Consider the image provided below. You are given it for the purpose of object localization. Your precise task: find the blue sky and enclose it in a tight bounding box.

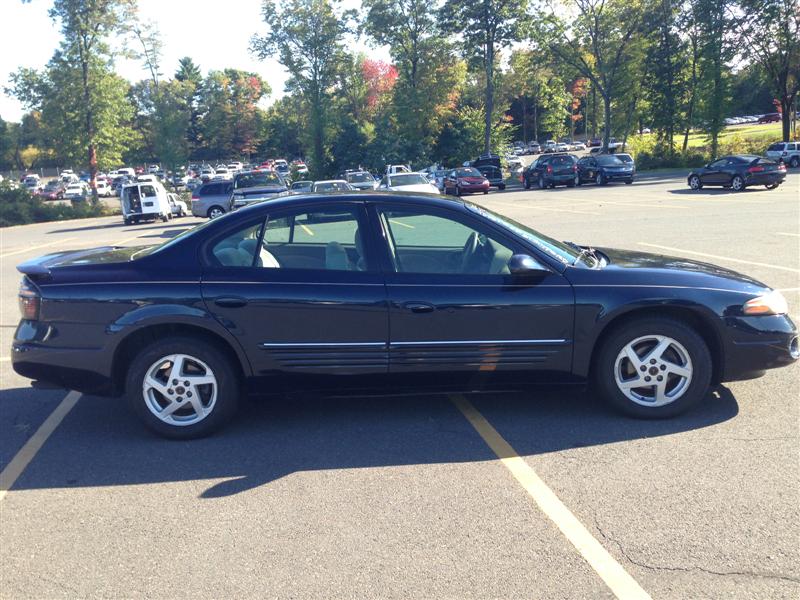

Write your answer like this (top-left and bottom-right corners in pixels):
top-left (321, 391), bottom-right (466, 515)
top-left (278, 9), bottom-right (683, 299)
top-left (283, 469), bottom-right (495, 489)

top-left (1, 0), bottom-right (385, 122)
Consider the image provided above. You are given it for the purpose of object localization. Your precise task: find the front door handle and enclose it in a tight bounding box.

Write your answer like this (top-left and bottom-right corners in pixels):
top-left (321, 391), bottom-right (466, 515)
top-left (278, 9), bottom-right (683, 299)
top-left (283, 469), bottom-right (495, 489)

top-left (403, 301), bottom-right (435, 314)
top-left (214, 296), bottom-right (248, 308)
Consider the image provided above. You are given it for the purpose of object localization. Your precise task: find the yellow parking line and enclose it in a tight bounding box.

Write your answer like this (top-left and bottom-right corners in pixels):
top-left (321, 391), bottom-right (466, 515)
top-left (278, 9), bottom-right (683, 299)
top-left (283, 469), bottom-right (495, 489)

top-left (389, 219), bottom-right (415, 229)
top-left (0, 237), bottom-right (78, 259)
top-left (450, 394), bottom-right (651, 600)
top-left (300, 223), bottom-right (314, 236)
top-left (776, 232), bottom-right (800, 238)
top-left (0, 391), bottom-right (81, 502)
top-left (639, 243), bottom-right (800, 274)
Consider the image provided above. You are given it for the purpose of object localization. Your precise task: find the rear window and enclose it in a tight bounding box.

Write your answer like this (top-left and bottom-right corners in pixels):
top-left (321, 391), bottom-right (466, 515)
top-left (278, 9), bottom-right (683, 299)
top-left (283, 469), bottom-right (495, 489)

top-left (597, 155), bottom-right (624, 166)
top-left (389, 174), bottom-right (429, 186)
top-left (552, 156), bottom-right (576, 166)
top-left (346, 172), bottom-right (374, 183)
top-left (455, 168), bottom-right (482, 177)
top-left (235, 172), bottom-right (283, 189)
top-left (200, 183), bottom-right (230, 196)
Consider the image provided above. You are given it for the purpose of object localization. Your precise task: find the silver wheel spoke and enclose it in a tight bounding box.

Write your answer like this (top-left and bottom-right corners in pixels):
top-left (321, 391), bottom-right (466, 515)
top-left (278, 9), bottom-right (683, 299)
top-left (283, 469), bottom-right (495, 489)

top-left (142, 353), bottom-right (217, 427)
top-left (160, 400), bottom-right (182, 418)
top-left (144, 375), bottom-right (170, 397)
top-left (167, 355), bottom-right (185, 382)
top-left (187, 375), bottom-right (215, 386)
top-left (664, 361), bottom-right (691, 378)
top-left (618, 377), bottom-right (646, 391)
top-left (624, 345), bottom-right (643, 370)
top-left (188, 395), bottom-right (206, 418)
top-left (654, 380), bottom-right (669, 405)
top-left (644, 337), bottom-right (671, 362)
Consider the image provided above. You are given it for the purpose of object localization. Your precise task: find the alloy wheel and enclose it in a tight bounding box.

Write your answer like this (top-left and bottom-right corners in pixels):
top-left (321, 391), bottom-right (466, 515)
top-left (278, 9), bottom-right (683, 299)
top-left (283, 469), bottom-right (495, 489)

top-left (731, 176), bottom-right (744, 191)
top-left (142, 354), bottom-right (218, 426)
top-left (613, 335), bottom-right (693, 407)
top-left (689, 176), bottom-right (700, 190)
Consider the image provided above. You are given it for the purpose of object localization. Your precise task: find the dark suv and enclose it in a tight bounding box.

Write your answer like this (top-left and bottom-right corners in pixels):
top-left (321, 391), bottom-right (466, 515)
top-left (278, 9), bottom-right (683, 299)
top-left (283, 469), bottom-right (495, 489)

top-left (523, 154), bottom-right (578, 189)
top-left (229, 170), bottom-right (288, 211)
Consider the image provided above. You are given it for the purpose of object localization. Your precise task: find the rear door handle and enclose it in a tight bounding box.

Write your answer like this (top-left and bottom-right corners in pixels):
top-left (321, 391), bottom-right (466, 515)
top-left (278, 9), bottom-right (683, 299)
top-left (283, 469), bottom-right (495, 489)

top-left (403, 301), bottom-right (435, 314)
top-left (214, 296), bottom-right (248, 308)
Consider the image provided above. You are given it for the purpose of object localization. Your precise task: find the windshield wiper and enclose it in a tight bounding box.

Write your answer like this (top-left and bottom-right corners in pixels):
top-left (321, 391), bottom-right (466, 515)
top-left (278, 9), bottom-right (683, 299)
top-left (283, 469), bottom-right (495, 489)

top-left (575, 246), bottom-right (600, 267)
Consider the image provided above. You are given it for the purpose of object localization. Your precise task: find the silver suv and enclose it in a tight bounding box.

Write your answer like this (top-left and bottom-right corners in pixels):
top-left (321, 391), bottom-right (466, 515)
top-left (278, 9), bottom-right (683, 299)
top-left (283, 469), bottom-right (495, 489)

top-left (191, 181), bottom-right (233, 219)
top-left (766, 142), bottom-right (800, 168)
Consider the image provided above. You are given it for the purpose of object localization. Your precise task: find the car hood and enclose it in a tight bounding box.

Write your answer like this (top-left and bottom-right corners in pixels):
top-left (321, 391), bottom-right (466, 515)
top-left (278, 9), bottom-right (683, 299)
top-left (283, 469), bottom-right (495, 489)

top-left (595, 247), bottom-right (768, 291)
top-left (350, 182), bottom-right (377, 190)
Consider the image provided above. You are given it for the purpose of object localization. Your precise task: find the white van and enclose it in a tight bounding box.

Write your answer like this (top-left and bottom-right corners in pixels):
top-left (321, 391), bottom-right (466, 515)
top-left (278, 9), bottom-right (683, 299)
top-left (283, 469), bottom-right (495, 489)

top-left (120, 181), bottom-right (172, 225)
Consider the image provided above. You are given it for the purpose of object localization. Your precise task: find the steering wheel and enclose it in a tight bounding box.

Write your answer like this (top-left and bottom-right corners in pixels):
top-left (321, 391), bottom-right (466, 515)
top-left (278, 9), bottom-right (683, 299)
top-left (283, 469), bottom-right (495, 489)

top-left (460, 231), bottom-right (481, 272)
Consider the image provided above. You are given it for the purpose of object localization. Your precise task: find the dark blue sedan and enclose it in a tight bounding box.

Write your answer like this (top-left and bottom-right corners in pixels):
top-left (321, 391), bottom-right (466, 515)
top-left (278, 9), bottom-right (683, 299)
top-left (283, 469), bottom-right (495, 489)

top-left (12, 193), bottom-right (798, 438)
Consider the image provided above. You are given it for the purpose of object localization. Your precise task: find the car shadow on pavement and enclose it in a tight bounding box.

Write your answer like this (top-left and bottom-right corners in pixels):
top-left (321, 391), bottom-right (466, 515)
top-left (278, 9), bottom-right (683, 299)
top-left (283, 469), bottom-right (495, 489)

top-left (668, 188), bottom-right (768, 196)
top-left (5, 384), bottom-right (739, 499)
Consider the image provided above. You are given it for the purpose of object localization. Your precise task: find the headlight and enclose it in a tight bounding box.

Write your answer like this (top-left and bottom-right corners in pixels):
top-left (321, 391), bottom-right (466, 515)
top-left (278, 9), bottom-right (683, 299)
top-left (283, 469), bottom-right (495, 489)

top-left (743, 290), bottom-right (788, 315)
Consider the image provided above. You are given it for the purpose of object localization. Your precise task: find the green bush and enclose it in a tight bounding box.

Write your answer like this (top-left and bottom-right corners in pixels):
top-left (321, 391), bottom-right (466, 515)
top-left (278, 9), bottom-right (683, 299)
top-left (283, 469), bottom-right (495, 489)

top-left (0, 184), bottom-right (109, 227)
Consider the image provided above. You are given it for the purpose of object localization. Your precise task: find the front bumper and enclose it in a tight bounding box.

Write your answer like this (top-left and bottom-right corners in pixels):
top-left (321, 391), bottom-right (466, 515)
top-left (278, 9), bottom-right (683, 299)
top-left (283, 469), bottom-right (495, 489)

top-left (458, 183), bottom-right (490, 193)
top-left (720, 314), bottom-right (798, 381)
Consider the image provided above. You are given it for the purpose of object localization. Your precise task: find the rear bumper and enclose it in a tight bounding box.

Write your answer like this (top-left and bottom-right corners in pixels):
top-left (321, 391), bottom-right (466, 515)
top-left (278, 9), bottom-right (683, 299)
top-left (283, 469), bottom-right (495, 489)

top-left (720, 314), bottom-right (798, 382)
top-left (745, 172), bottom-right (786, 186)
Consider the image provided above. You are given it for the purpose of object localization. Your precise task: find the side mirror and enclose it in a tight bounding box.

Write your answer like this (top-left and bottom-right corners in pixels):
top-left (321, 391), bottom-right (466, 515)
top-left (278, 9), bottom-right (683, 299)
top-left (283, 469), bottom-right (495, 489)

top-left (509, 254), bottom-right (549, 276)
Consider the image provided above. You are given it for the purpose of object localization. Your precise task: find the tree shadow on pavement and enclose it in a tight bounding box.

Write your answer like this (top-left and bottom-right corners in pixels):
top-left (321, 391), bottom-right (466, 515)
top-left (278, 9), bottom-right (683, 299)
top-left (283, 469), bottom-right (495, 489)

top-left (4, 384), bottom-right (738, 498)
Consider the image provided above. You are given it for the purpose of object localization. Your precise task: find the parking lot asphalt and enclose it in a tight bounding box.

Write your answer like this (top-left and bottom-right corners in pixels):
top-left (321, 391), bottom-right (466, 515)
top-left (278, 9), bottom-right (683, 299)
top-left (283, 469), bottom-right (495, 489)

top-left (1, 172), bottom-right (798, 598)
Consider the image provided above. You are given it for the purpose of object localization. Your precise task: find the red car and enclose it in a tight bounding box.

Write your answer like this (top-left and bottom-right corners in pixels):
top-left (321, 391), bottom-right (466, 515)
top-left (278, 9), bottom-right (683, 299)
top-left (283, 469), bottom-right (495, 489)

top-left (443, 167), bottom-right (490, 196)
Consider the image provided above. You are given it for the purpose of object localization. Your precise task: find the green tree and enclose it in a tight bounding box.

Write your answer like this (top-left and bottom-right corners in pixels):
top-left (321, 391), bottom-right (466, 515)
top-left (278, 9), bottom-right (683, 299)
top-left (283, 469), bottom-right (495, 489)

top-left (252, 0), bottom-right (353, 177)
top-left (46, 0), bottom-right (136, 195)
top-left (152, 80), bottom-right (192, 180)
top-left (734, 0), bottom-right (800, 141)
top-left (175, 57), bottom-right (204, 152)
top-left (547, 0), bottom-right (647, 151)
top-left (440, 0), bottom-right (529, 155)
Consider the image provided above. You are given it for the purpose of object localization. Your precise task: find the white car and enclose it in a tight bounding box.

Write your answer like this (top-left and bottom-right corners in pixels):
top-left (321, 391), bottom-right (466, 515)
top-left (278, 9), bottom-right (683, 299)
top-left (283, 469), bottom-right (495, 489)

top-left (312, 180), bottom-right (354, 192)
top-left (766, 142), bottom-right (800, 168)
top-left (23, 175), bottom-right (41, 191)
top-left (167, 193), bottom-right (188, 217)
top-left (227, 162), bottom-right (244, 172)
top-left (213, 167), bottom-right (232, 180)
top-left (136, 174), bottom-right (158, 183)
top-left (386, 164), bottom-right (411, 175)
top-left (95, 180), bottom-right (112, 197)
top-left (379, 172), bottom-right (440, 194)
top-left (556, 142), bottom-right (569, 152)
top-left (147, 164), bottom-right (160, 174)
top-left (570, 141), bottom-right (587, 151)
top-left (64, 183), bottom-right (88, 200)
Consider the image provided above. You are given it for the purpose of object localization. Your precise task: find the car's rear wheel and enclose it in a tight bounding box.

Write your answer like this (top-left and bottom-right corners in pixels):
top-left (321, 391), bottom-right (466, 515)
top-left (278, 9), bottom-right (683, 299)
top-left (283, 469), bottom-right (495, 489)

top-left (594, 318), bottom-right (712, 418)
top-left (538, 175), bottom-right (546, 189)
top-left (731, 175), bottom-right (745, 191)
top-left (208, 206), bottom-right (225, 219)
top-left (126, 337), bottom-right (239, 439)
top-left (790, 156), bottom-right (799, 168)
top-left (523, 177), bottom-right (531, 190)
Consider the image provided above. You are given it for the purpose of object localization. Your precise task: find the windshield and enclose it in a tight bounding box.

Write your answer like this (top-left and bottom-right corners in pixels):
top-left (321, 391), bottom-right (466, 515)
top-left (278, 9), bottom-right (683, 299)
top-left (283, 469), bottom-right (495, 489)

top-left (464, 202), bottom-right (588, 267)
top-left (291, 181), bottom-right (312, 190)
top-left (347, 172), bottom-right (374, 183)
top-left (314, 181), bottom-right (351, 192)
top-left (597, 155), bottom-right (624, 166)
top-left (456, 168), bottom-right (482, 177)
top-left (389, 174), bottom-right (429, 186)
top-left (235, 172), bottom-right (282, 189)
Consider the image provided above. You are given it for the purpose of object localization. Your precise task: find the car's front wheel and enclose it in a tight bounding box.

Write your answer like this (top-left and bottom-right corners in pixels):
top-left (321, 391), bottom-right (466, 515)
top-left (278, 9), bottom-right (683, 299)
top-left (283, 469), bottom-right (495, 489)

top-left (208, 206), bottom-right (225, 219)
top-left (594, 318), bottom-right (712, 418)
top-left (126, 337), bottom-right (240, 439)
top-left (596, 172), bottom-right (607, 186)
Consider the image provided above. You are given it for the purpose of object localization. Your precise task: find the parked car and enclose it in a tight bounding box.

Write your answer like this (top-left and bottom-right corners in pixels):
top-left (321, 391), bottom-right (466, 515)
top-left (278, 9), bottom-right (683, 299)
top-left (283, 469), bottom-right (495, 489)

top-left (555, 142), bottom-right (569, 152)
top-left (23, 174), bottom-right (41, 191)
top-left (290, 180), bottom-right (313, 194)
top-left (443, 167), bottom-right (490, 195)
top-left (523, 154), bottom-right (579, 189)
top-left (213, 167), bottom-right (232, 181)
top-left (527, 141), bottom-right (541, 154)
top-left (543, 140), bottom-right (557, 153)
top-left (386, 164), bottom-right (412, 175)
top-left (588, 138), bottom-right (602, 147)
top-left (36, 180), bottom-right (65, 200)
top-left (577, 154), bottom-right (635, 186)
top-left (379, 173), bottom-right (440, 194)
top-left (312, 180), bottom-right (355, 192)
top-left (199, 167), bottom-right (215, 182)
top-left (230, 170), bottom-right (288, 211)
top-left (95, 180), bottom-right (112, 197)
top-left (191, 181), bottom-right (233, 219)
top-left (758, 113), bottom-right (781, 124)
top-left (570, 141), bottom-right (587, 151)
top-left (765, 142), bottom-right (800, 168)
top-left (167, 193), bottom-right (188, 217)
top-left (477, 165), bottom-right (506, 190)
top-left (346, 171), bottom-right (379, 191)
top-left (428, 169), bottom-right (450, 192)
top-left (687, 155), bottom-right (786, 191)
top-left (13, 192), bottom-right (798, 438)
top-left (64, 182), bottom-right (88, 200)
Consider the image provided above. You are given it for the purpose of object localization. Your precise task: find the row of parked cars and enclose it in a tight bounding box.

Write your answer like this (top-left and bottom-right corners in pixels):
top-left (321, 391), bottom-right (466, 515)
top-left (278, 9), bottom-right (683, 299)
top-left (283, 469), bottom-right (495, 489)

top-left (520, 152), bottom-right (636, 189)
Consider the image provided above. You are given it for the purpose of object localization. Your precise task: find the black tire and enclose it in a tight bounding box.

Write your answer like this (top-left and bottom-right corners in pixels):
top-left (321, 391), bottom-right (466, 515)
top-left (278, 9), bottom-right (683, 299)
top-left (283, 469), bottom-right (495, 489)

top-left (790, 156), bottom-right (799, 168)
top-left (596, 172), bottom-right (607, 186)
top-left (765, 183), bottom-right (779, 190)
top-left (483, 190), bottom-right (488, 194)
top-left (499, 183), bottom-right (506, 190)
top-left (126, 336), bottom-right (240, 439)
top-left (524, 177), bottom-right (531, 190)
top-left (594, 317), bottom-right (712, 419)
top-left (123, 217), bottom-right (131, 225)
top-left (456, 186), bottom-right (462, 197)
top-left (567, 179), bottom-right (576, 188)
top-left (208, 206), bottom-right (225, 219)
top-left (624, 179), bottom-right (633, 185)
top-left (538, 175), bottom-right (546, 189)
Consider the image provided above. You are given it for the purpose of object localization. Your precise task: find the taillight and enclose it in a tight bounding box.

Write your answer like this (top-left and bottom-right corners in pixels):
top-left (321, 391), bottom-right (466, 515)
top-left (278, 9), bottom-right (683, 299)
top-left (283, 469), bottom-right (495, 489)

top-left (747, 166), bottom-right (764, 173)
top-left (19, 278), bottom-right (40, 321)
top-left (573, 164), bottom-right (578, 172)
top-left (546, 165), bottom-right (553, 174)
top-left (778, 162), bottom-right (787, 170)
top-left (191, 194), bottom-right (199, 202)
